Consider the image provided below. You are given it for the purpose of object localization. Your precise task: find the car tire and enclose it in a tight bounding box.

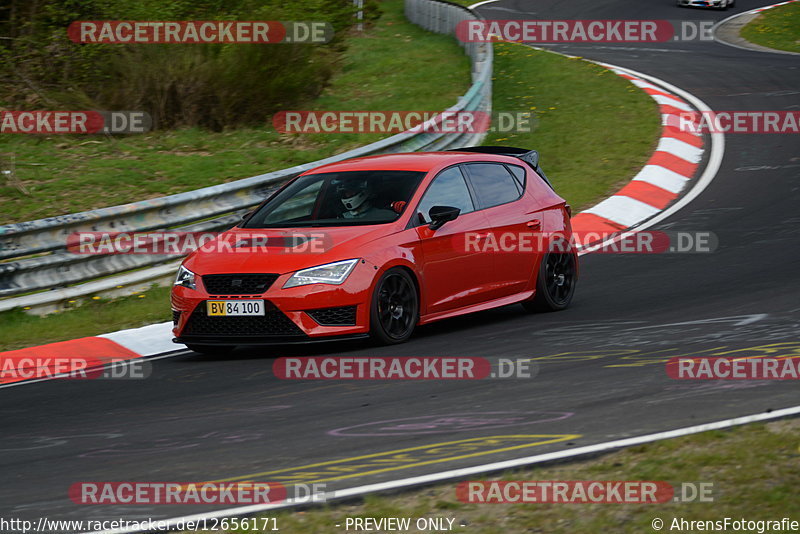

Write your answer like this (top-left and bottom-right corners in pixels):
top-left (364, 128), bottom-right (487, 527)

top-left (370, 268), bottom-right (419, 345)
top-left (523, 245), bottom-right (577, 313)
top-left (185, 343), bottom-right (235, 355)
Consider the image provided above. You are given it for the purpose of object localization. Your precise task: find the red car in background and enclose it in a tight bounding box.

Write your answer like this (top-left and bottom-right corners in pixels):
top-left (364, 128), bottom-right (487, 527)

top-left (171, 147), bottom-right (577, 353)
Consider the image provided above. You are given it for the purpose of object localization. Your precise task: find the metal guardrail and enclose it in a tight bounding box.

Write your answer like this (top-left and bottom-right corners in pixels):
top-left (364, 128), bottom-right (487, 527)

top-left (0, 0), bottom-right (492, 313)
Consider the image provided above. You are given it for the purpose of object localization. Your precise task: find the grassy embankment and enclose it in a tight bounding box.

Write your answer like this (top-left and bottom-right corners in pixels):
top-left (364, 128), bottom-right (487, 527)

top-left (740, 3), bottom-right (800, 54)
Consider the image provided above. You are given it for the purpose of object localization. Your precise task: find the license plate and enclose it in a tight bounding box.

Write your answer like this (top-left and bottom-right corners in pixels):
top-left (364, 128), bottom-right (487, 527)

top-left (207, 300), bottom-right (265, 316)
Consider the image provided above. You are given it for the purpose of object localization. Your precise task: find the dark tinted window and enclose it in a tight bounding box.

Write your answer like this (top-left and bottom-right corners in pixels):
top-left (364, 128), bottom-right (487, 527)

top-left (416, 166), bottom-right (474, 224)
top-left (464, 163), bottom-right (522, 209)
top-left (506, 164), bottom-right (526, 192)
top-left (243, 170), bottom-right (424, 228)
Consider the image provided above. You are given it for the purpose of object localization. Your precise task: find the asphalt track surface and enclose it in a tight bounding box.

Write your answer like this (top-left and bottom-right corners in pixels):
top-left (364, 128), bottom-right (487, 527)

top-left (2, 0), bottom-right (799, 526)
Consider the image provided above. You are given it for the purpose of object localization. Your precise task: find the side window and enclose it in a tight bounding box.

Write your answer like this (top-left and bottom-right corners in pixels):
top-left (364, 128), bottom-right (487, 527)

top-left (506, 164), bottom-right (526, 193)
top-left (416, 166), bottom-right (475, 224)
top-left (464, 163), bottom-right (522, 209)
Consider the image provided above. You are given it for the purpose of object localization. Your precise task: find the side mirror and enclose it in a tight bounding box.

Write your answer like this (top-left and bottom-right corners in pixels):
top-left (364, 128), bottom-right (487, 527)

top-left (428, 205), bottom-right (460, 231)
top-left (241, 210), bottom-right (253, 221)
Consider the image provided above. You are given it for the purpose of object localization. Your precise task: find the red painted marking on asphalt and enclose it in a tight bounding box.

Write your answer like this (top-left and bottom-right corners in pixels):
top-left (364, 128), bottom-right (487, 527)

top-left (643, 87), bottom-right (683, 102)
top-left (570, 213), bottom-right (627, 235)
top-left (0, 337), bottom-right (140, 384)
top-left (649, 152), bottom-right (699, 177)
top-left (660, 104), bottom-right (692, 117)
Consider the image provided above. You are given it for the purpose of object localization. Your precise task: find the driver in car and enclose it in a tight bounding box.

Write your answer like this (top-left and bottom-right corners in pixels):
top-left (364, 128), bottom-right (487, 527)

top-left (337, 178), bottom-right (396, 220)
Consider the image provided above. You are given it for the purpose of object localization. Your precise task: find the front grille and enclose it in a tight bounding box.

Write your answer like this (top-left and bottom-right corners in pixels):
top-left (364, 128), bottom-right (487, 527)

top-left (201, 273), bottom-right (278, 295)
top-left (183, 300), bottom-right (304, 337)
top-left (306, 306), bottom-right (357, 326)
top-left (172, 309), bottom-right (181, 326)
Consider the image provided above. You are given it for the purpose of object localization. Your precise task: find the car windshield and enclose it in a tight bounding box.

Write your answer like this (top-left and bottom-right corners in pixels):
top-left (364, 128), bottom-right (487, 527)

top-left (242, 170), bottom-right (425, 228)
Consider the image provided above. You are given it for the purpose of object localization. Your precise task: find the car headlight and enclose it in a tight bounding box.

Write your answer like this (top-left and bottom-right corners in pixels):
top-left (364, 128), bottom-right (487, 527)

top-left (174, 264), bottom-right (196, 290)
top-left (283, 259), bottom-right (359, 289)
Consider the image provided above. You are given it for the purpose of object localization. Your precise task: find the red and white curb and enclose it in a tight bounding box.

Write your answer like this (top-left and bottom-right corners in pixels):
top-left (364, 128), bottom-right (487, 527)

top-left (571, 64), bottom-right (704, 236)
top-left (0, 61), bottom-right (717, 387)
top-left (0, 323), bottom-right (178, 387)
top-left (750, 0), bottom-right (798, 12)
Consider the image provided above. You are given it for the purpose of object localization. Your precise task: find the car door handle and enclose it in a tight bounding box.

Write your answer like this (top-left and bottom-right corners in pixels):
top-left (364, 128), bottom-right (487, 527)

top-left (526, 219), bottom-right (541, 229)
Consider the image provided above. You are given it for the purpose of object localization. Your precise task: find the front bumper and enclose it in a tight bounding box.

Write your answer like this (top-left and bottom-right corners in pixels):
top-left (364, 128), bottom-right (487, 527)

top-left (171, 265), bottom-right (374, 345)
top-left (678, 0), bottom-right (725, 7)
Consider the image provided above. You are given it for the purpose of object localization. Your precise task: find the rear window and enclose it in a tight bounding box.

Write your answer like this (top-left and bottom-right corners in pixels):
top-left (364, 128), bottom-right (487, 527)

top-left (506, 164), bottom-right (526, 192)
top-left (463, 163), bottom-right (522, 209)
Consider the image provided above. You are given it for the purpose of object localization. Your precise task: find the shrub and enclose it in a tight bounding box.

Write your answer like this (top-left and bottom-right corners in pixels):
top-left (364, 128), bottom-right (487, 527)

top-left (0, 0), bottom-right (380, 129)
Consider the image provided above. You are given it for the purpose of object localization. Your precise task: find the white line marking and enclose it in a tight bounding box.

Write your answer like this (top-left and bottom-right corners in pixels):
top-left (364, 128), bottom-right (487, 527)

top-left (91, 405), bottom-right (800, 534)
top-left (633, 165), bottom-right (691, 194)
top-left (468, 0), bottom-right (500, 9)
top-left (100, 321), bottom-right (181, 356)
top-left (656, 137), bottom-right (704, 163)
top-left (583, 196), bottom-right (662, 227)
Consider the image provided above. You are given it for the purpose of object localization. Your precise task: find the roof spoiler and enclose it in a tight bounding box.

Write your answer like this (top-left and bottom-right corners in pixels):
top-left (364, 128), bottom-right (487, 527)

top-left (448, 146), bottom-right (553, 189)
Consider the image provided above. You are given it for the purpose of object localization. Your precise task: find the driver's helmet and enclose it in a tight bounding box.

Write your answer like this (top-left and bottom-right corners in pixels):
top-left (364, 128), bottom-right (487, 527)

top-left (337, 178), bottom-right (369, 212)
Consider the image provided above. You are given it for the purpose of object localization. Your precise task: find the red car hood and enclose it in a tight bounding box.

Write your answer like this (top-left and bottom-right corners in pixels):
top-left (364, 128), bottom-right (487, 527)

top-left (183, 225), bottom-right (395, 275)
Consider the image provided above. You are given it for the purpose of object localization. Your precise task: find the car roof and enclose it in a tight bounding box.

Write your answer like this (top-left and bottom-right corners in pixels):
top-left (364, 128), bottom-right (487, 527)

top-left (304, 151), bottom-right (523, 174)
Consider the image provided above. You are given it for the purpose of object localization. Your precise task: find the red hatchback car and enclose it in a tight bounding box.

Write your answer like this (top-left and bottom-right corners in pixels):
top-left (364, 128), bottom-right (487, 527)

top-left (171, 147), bottom-right (577, 353)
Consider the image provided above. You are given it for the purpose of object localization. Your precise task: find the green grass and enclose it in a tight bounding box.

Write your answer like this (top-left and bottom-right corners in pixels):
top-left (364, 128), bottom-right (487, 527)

top-left (0, 0), bottom-right (470, 222)
top-left (484, 41), bottom-right (660, 210)
top-left (246, 419), bottom-right (800, 533)
top-left (0, 285), bottom-right (170, 351)
top-left (740, 3), bottom-right (800, 53)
